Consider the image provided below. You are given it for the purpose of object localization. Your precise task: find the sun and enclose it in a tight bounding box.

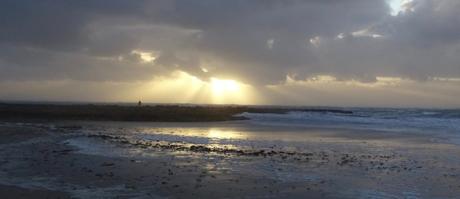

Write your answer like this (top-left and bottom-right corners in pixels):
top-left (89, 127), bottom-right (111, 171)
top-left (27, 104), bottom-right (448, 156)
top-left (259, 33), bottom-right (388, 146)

top-left (209, 77), bottom-right (246, 104)
top-left (211, 78), bottom-right (240, 93)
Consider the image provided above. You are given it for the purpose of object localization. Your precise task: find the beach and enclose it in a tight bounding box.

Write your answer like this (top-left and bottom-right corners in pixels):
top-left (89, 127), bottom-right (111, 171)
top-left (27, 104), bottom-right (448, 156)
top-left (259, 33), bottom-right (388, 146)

top-left (1, 108), bottom-right (460, 199)
top-left (3, 0), bottom-right (460, 198)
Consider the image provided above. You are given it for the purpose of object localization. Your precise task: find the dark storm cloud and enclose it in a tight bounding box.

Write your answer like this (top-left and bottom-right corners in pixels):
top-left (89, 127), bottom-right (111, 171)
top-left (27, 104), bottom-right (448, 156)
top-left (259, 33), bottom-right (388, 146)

top-left (0, 0), bottom-right (147, 51)
top-left (0, 0), bottom-right (459, 84)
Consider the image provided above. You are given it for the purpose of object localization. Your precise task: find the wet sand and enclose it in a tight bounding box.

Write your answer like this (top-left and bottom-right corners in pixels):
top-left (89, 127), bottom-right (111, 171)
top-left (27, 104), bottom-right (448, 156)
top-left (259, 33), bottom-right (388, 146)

top-left (0, 121), bottom-right (459, 198)
top-left (0, 184), bottom-right (70, 199)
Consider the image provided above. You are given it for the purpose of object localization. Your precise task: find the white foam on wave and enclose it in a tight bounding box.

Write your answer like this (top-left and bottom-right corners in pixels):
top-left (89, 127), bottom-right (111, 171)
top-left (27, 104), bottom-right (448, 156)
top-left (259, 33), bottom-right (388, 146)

top-left (238, 110), bottom-right (460, 134)
top-left (237, 110), bottom-right (460, 146)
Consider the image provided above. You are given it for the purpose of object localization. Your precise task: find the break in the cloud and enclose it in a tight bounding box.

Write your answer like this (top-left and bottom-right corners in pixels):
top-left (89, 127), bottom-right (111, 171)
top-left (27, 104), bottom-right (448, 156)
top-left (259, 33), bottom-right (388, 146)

top-left (0, 0), bottom-right (459, 107)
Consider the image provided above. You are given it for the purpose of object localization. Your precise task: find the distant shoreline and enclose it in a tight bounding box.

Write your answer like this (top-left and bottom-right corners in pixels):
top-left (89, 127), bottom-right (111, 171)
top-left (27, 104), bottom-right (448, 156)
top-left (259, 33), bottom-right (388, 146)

top-left (0, 103), bottom-right (352, 122)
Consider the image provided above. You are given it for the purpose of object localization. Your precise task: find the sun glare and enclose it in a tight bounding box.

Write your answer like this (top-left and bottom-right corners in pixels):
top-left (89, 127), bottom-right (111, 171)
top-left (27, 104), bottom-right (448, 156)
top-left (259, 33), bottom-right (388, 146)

top-left (211, 78), bottom-right (240, 93)
top-left (133, 71), bottom-right (258, 105)
top-left (210, 78), bottom-right (243, 104)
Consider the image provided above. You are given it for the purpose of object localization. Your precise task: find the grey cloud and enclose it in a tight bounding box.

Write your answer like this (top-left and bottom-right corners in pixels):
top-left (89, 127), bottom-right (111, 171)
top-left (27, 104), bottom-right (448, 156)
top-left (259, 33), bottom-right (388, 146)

top-left (0, 0), bottom-right (146, 51)
top-left (0, 44), bottom-right (162, 82)
top-left (0, 0), bottom-right (459, 85)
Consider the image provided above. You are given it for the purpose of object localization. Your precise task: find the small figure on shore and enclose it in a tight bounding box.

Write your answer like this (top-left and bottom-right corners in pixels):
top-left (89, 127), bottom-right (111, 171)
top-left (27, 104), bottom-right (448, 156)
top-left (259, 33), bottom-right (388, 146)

top-left (138, 100), bottom-right (142, 107)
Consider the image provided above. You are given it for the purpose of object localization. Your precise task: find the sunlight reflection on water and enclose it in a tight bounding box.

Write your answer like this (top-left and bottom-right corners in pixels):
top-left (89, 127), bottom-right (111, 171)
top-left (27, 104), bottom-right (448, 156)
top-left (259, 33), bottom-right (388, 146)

top-left (207, 129), bottom-right (247, 140)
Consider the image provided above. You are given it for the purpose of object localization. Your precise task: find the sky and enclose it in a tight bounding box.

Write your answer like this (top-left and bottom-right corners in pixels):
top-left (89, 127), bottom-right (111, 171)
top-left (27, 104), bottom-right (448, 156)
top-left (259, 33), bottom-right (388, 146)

top-left (0, 0), bottom-right (459, 108)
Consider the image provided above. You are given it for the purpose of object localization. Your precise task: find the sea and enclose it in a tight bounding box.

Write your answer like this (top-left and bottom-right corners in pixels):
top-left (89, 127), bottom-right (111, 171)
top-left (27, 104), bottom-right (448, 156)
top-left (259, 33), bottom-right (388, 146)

top-left (240, 108), bottom-right (460, 134)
